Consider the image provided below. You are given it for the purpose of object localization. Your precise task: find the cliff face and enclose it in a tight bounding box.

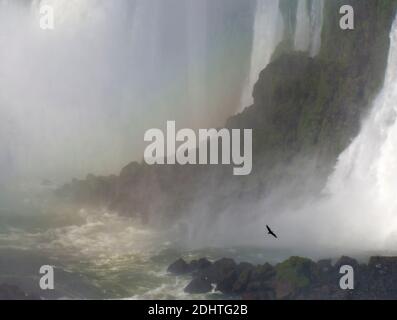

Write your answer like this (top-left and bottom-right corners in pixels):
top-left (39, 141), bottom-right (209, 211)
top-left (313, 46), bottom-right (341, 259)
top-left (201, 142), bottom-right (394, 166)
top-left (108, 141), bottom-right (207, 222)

top-left (230, 0), bottom-right (397, 164)
top-left (57, 0), bottom-right (397, 225)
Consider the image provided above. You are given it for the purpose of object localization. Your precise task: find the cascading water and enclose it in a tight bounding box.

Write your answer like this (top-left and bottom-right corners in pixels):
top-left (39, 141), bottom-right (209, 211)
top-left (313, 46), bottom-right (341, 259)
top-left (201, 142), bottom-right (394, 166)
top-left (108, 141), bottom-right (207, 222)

top-left (240, 0), bottom-right (324, 113)
top-left (239, 0), bottom-right (284, 112)
top-left (0, 0), bottom-right (254, 183)
top-left (294, 0), bottom-right (311, 52)
top-left (308, 0), bottom-right (324, 57)
top-left (322, 15), bottom-right (397, 250)
top-left (261, 14), bottom-right (397, 255)
top-left (186, 0), bottom-right (208, 125)
top-left (212, 11), bottom-right (397, 257)
top-left (294, 0), bottom-right (324, 57)
top-left (0, 2), bottom-right (264, 297)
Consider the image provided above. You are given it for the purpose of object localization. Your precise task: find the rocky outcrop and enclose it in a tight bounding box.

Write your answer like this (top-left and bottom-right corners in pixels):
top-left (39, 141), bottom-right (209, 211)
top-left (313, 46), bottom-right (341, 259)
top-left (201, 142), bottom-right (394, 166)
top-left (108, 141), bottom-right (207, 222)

top-left (55, 174), bottom-right (118, 207)
top-left (55, 1), bottom-right (397, 228)
top-left (184, 277), bottom-right (213, 294)
top-left (167, 257), bottom-right (213, 276)
top-left (168, 256), bottom-right (397, 300)
top-left (167, 258), bottom-right (192, 275)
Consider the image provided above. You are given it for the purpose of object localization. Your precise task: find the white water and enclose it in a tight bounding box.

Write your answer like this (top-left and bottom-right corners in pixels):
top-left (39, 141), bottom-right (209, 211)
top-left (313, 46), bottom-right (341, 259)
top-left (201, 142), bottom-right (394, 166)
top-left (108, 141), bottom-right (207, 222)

top-left (294, 0), bottom-right (311, 52)
top-left (239, 0), bottom-right (284, 112)
top-left (308, 0), bottom-right (324, 57)
top-left (266, 15), bottom-right (397, 255)
top-left (195, 14), bottom-right (397, 258)
top-left (294, 0), bottom-right (324, 57)
top-left (323, 15), bottom-right (397, 250)
top-left (240, 0), bottom-right (325, 112)
top-left (186, 0), bottom-right (208, 124)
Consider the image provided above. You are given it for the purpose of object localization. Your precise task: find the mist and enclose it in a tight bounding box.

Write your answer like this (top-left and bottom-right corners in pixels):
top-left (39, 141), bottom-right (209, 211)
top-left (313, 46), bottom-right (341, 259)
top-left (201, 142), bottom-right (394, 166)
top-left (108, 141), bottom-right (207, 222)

top-left (1, 0), bottom-right (394, 258)
top-left (275, 14), bottom-right (397, 257)
top-left (0, 0), bottom-right (255, 185)
top-left (179, 14), bottom-right (397, 259)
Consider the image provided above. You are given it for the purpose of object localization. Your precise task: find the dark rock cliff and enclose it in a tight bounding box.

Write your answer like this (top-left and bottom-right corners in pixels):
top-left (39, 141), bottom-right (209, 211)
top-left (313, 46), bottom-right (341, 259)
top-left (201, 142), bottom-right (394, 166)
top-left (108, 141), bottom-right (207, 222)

top-left (56, 0), bottom-right (397, 225)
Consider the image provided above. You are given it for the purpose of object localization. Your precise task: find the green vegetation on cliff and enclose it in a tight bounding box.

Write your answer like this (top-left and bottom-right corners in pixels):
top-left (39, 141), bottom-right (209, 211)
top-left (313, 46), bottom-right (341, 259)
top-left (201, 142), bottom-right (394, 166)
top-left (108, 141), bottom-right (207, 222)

top-left (229, 0), bottom-right (397, 168)
top-left (275, 256), bottom-right (317, 289)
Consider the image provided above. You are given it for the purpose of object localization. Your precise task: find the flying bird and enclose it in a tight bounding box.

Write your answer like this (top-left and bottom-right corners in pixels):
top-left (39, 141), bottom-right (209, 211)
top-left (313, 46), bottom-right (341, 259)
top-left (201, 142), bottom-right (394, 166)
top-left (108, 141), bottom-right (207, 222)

top-left (266, 225), bottom-right (278, 239)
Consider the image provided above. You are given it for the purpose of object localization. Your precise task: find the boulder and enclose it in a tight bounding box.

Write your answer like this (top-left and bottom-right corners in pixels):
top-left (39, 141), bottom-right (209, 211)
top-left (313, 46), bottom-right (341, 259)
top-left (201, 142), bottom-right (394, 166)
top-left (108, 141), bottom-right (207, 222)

top-left (241, 290), bottom-right (274, 300)
top-left (190, 258), bottom-right (212, 274)
top-left (316, 259), bottom-right (334, 283)
top-left (334, 256), bottom-right (359, 270)
top-left (200, 258), bottom-right (237, 284)
top-left (184, 277), bottom-right (212, 294)
top-left (245, 263), bottom-right (276, 293)
top-left (368, 256), bottom-right (397, 275)
top-left (317, 259), bottom-right (333, 273)
top-left (364, 256), bottom-right (397, 299)
top-left (167, 258), bottom-right (191, 275)
top-left (274, 257), bottom-right (317, 299)
top-left (231, 263), bottom-right (256, 294)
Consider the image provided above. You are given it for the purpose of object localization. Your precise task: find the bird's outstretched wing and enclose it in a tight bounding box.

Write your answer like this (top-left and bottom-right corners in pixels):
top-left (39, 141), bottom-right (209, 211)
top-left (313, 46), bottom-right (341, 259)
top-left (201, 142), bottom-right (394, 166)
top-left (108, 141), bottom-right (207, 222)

top-left (266, 225), bottom-right (278, 238)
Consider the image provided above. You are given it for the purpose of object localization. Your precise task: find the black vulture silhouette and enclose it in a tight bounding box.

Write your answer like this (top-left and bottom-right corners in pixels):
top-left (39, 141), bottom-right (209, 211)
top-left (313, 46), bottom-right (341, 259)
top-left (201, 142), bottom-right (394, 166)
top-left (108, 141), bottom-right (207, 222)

top-left (266, 225), bottom-right (278, 239)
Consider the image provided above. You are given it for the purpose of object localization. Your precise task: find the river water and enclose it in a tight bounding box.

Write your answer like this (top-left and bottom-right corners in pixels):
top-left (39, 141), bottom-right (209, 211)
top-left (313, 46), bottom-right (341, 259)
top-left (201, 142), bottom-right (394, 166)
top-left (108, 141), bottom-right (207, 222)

top-left (0, 184), bottom-right (293, 300)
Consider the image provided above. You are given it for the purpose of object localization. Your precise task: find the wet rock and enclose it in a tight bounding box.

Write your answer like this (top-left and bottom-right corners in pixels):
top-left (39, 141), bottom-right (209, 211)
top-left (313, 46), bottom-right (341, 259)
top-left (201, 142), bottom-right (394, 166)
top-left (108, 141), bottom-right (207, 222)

top-left (317, 259), bottom-right (333, 273)
top-left (200, 258), bottom-right (237, 284)
top-left (231, 263), bottom-right (256, 294)
top-left (316, 259), bottom-right (334, 283)
top-left (216, 270), bottom-right (238, 294)
top-left (190, 258), bottom-right (212, 274)
top-left (274, 257), bottom-right (317, 299)
top-left (334, 256), bottom-right (359, 270)
top-left (171, 255), bottom-right (397, 300)
top-left (245, 263), bottom-right (276, 298)
top-left (184, 277), bottom-right (212, 294)
top-left (364, 256), bottom-right (397, 299)
top-left (368, 256), bottom-right (397, 275)
top-left (55, 174), bottom-right (117, 206)
top-left (241, 290), bottom-right (274, 300)
top-left (167, 258), bottom-right (191, 275)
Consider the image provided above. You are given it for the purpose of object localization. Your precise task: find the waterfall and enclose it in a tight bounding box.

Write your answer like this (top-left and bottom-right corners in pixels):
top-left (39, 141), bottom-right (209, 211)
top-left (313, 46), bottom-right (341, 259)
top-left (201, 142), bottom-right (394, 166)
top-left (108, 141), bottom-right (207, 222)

top-left (239, 0), bottom-right (284, 112)
top-left (308, 0), bottom-right (324, 57)
top-left (238, 14), bottom-right (397, 254)
top-left (309, 15), bottom-right (397, 251)
top-left (0, 0), bottom-right (255, 182)
top-left (186, 0), bottom-right (208, 126)
top-left (327, 16), bottom-right (397, 214)
top-left (294, 0), bottom-right (324, 57)
top-left (294, 0), bottom-right (311, 52)
top-left (0, 0), bottom-right (142, 181)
